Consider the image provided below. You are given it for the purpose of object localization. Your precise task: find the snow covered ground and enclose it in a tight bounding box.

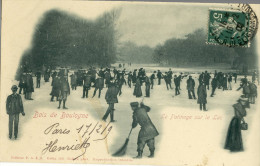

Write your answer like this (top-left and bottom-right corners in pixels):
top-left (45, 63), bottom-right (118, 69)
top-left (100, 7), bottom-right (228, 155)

top-left (0, 65), bottom-right (259, 166)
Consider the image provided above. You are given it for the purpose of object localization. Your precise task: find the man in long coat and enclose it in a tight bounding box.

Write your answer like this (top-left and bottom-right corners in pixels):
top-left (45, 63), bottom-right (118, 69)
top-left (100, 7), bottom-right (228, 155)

top-left (144, 75), bottom-right (151, 97)
top-left (197, 82), bottom-right (207, 111)
top-left (6, 85), bottom-right (25, 139)
top-left (18, 73), bottom-right (26, 94)
top-left (150, 71), bottom-right (156, 89)
top-left (164, 72), bottom-right (172, 90)
top-left (58, 76), bottom-right (70, 109)
top-left (92, 76), bottom-right (104, 98)
top-left (132, 69), bottom-right (137, 84)
top-left (25, 72), bottom-right (34, 100)
top-left (211, 76), bottom-right (217, 97)
top-left (82, 73), bottom-right (92, 98)
top-left (50, 75), bottom-right (60, 102)
top-left (174, 75), bottom-right (180, 95)
top-left (35, 71), bottom-right (41, 88)
top-left (187, 76), bottom-right (196, 99)
top-left (157, 70), bottom-right (162, 85)
top-left (104, 69), bottom-right (111, 88)
top-left (248, 81), bottom-right (257, 104)
top-left (70, 72), bottom-right (77, 90)
top-left (127, 71), bottom-right (133, 88)
top-left (222, 74), bottom-right (228, 91)
top-left (102, 82), bottom-right (119, 122)
top-left (131, 102), bottom-right (159, 158)
top-left (133, 78), bottom-right (142, 97)
top-left (204, 71), bottom-right (211, 90)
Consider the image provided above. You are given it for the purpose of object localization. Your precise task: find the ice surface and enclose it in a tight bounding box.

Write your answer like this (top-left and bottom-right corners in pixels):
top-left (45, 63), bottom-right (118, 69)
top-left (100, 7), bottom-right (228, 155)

top-left (1, 66), bottom-right (259, 166)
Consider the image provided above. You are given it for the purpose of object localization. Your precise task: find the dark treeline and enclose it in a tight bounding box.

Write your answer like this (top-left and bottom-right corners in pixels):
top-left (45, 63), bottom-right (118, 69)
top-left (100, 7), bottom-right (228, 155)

top-left (117, 41), bottom-right (154, 64)
top-left (152, 29), bottom-right (258, 72)
top-left (16, 8), bottom-right (120, 79)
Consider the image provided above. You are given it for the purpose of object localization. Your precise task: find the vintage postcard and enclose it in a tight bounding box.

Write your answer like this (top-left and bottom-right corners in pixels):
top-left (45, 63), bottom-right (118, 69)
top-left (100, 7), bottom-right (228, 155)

top-left (1, 1), bottom-right (260, 166)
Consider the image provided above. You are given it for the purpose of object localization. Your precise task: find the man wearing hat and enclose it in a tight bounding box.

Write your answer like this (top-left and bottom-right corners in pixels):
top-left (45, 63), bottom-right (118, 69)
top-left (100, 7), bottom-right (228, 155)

top-left (127, 71), bottom-right (133, 88)
top-left (144, 75), bottom-right (151, 97)
top-left (131, 102), bottom-right (159, 158)
top-left (163, 72), bottom-right (171, 90)
top-left (150, 71), bottom-right (156, 89)
top-left (132, 69), bottom-right (137, 84)
top-left (35, 70), bottom-right (42, 88)
top-left (70, 72), bottom-right (77, 90)
top-left (210, 76), bottom-right (218, 97)
top-left (18, 73), bottom-right (26, 94)
top-left (197, 81), bottom-right (207, 111)
top-left (92, 75), bottom-right (104, 98)
top-left (157, 70), bottom-right (162, 85)
top-left (82, 72), bottom-right (92, 98)
top-left (186, 75), bottom-right (196, 99)
top-left (25, 71), bottom-right (34, 100)
top-left (102, 82), bottom-right (119, 122)
top-left (50, 74), bottom-right (60, 102)
top-left (174, 75), bottom-right (180, 95)
top-left (58, 76), bottom-right (70, 109)
top-left (104, 69), bottom-right (111, 88)
top-left (6, 85), bottom-right (25, 139)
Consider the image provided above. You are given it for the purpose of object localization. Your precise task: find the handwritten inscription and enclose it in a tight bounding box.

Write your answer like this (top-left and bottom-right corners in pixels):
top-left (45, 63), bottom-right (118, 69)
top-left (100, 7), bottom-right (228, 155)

top-left (42, 122), bottom-right (113, 160)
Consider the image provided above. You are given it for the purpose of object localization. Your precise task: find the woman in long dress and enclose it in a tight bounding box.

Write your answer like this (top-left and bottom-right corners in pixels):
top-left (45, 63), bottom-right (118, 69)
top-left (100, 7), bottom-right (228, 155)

top-left (224, 98), bottom-right (247, 152)
top-left (197, 82), bottom-right (207, 111)
top-left (133, 78), bottom-right (142, 97)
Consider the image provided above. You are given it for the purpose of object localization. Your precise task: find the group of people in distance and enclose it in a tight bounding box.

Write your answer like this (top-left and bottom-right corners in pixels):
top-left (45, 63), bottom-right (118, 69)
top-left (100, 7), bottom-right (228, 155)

top-left (17, 66), bottom-right (259, 116)
top-left (8, 65), bottom-right (258, 158)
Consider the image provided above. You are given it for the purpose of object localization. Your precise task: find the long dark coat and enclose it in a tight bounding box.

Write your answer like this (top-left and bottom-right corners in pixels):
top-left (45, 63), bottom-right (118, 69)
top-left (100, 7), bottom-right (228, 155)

top-left (205, 73), bottom-right (211, 85)
top-left (132, 104), bottom-right (159, 142)
top-left (105, 85), bottom-right (119, 104)
top-left (224, 102), bottom-right (246, 152)
top-left (243, 85), bottom-right (250, 98)
top-left (222, 76), bottom-right (228, 88)
top-left (25, 74), bottom-right (34, 93)
top-left (83, 75), bottom-right (92, 88)
top-left (132, 71), bottom-right (137, 83)
top-left (50, 77), bottom-right (60, 97)
top-left (133, 79), bottom-right (142, 97)
top-left (211, 78), bottom-right (217, 88)
top-left (104, 72), bottom-right (111, 84)
top-left (59, 77), bottom-right (70, 94)
top-left (197, 84), bottom-right (207, 104)
top-left (224, 116), bottom-right (243, 152)
top-left (249, 82), bottom-right (257, 97)
top-left (95, 78), bottom-right (104, 90)
top-left (18, 74), bottom-right (26, 88)
top-left (187, 78), bottom-right (195, 90)
top-left (70, 74), bottom-right (77, 86)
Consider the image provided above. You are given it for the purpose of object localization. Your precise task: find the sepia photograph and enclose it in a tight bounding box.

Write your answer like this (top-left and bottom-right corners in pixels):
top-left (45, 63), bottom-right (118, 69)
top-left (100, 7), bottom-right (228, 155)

top-left (1, 1), bottom-right (260, 166)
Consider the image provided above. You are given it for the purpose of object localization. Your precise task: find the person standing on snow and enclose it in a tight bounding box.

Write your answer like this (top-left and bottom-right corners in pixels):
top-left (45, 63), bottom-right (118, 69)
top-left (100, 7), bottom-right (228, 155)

top-left (131, 102), bottom-right (159, 158)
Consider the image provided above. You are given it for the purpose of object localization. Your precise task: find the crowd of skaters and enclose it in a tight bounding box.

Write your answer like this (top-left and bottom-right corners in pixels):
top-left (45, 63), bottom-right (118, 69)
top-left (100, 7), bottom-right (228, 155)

top-left (6, 64), bottom-right (259, 158)
top-left (17, 65), bottom-right (259, 115)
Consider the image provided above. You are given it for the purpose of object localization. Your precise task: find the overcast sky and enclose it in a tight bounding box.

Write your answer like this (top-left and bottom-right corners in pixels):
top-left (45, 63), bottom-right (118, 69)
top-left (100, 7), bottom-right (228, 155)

top-left (2, 1), bottom-right (259, 80)
top-left (117, 3), bottom-right (210, 47)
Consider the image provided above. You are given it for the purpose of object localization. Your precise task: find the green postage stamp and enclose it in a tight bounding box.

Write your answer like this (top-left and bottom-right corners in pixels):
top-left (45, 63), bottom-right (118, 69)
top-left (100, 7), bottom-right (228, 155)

top-left (208, 8), bottom-right (250, 47)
